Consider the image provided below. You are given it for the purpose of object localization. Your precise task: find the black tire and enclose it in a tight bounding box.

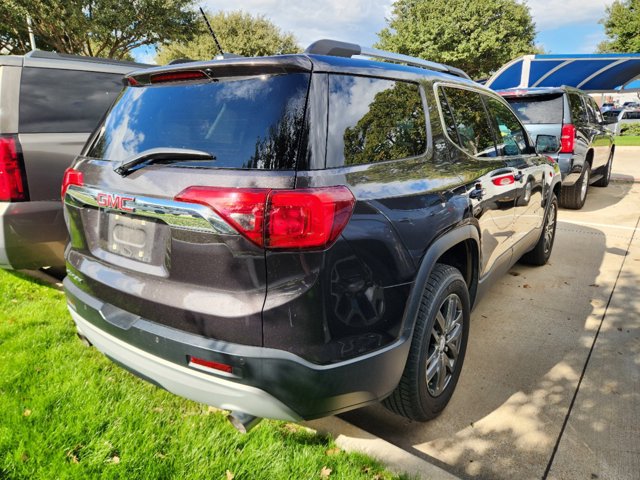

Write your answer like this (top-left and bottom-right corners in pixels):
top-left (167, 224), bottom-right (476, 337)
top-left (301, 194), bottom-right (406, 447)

top-left (559, 163), bottom-right (590, 209)
top-left (520, 194), bottom-right (558, 266)
top-left (382, 263), bottom-right (470, 421)
top-left (593, 149), bottom-right (614, 187)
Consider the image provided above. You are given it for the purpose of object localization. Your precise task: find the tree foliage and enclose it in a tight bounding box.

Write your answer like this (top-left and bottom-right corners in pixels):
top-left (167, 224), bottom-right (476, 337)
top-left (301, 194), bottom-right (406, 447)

top-left (156, 11), bottom-right (299, 64)
top-left (598, 0), bottom-right (640, 53)
top-left (0, 0), bottom-right (198, 59)
top-left (376, 0), bottom-right (537, 79)
top-left (343, 83), bottom-right (426, 165)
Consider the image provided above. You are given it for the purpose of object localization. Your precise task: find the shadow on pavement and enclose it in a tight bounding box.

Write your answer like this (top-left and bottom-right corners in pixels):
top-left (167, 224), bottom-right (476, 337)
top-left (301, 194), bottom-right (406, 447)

top-left (341, 220), bottom-right (619, 479)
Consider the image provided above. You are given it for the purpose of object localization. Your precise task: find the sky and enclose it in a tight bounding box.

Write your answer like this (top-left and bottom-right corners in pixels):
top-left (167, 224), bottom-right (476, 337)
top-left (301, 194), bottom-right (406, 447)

top-left (134, 0), bottom-right (613, 64)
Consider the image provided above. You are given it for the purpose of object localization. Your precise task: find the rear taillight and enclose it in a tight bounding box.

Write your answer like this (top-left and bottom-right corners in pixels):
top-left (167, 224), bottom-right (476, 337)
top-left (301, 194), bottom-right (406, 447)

top-left (560, 124), bottom-right (576, 153)
top-left (492, 174), bottom-right (515, 186)
top-left (175, 186), bottom-right (356, 250)
top-left (61, 167), bottom-right (84, 200)
top-left (0, 135), bottom-right (27, 202)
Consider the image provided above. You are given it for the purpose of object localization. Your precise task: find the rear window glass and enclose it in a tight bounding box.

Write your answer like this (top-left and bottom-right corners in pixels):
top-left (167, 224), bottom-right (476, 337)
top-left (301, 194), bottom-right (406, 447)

top-left (88, 73), bottom-right (310, 170)
top-left (326, 75), bottom-right (426, 167)
top-left (504, 94), bottom-right (563, 124)
top-left (19, 67), bottom-right (124, 133)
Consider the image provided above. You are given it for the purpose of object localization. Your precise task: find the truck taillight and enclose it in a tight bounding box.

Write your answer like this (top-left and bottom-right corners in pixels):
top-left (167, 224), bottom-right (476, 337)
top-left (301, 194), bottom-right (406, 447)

top-left (0, 135), bottom-right (27, 202)
top-left (175, 186), bottom-right (356, 250)
top-left (61, 167), bottom-right (84, 200)
top-left (560, 124), bottom-right (576, 153)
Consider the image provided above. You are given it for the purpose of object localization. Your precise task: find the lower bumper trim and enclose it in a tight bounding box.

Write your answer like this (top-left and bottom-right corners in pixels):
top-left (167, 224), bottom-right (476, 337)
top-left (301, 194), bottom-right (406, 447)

top-left (69, 306), bottom-right (301, 421)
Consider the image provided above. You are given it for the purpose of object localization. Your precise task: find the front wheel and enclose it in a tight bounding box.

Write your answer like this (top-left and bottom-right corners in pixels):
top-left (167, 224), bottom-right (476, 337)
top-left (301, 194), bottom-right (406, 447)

top-left (520, 194), bottom-right (558, 266)
top-left (382, 264), bottom-right (470, 421)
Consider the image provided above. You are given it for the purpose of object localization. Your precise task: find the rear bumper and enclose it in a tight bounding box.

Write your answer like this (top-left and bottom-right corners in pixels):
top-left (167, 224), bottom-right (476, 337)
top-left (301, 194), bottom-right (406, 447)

top-left (64, 278), bottom-right (410, 420)
top-left (0, 201), bottom-right (67, 269)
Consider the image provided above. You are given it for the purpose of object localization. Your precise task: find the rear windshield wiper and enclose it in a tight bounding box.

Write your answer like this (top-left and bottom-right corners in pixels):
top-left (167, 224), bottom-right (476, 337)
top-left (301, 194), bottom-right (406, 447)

top-left (114, 148), bottom-right (215, 177)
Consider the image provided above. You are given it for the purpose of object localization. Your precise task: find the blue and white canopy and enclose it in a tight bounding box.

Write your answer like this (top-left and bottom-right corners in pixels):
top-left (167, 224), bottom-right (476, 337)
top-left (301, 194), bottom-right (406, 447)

top-left (486, 54), bottom-right (640, 92)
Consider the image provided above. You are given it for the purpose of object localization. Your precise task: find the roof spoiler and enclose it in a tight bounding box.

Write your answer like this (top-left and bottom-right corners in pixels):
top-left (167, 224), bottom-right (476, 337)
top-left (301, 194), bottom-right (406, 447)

top-left (305, 39), bottom-right (471, 80)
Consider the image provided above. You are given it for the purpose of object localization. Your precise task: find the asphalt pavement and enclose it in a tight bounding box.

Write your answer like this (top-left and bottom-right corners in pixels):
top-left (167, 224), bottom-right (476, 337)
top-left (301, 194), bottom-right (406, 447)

top-left (312, 147), bottom-right (640, 479)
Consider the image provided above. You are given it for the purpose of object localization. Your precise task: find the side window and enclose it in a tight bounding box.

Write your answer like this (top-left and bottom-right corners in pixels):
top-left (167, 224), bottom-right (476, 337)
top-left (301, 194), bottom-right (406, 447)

top-left (438, 86), bottom-right (496, 158)
top-left (327, 75), bottom-right (426, 167)
top-left (568, 93), bottom-right (588, 124)
top-left (19, 67), bottom-right (124, 133)
top-left (587, 97), bottom-right (603, 123)
top-left (484, 96), bottom-right (529, 156)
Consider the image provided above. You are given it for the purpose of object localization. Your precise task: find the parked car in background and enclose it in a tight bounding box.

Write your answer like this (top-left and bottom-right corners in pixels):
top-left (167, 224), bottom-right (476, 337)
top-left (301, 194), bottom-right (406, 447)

top-left (0, 50), bottom-right (145, 271)
top-left (499, 86), bottom-right (615, 209)
top-left (602, 108), bottom-right (640, 135)
top-left (62, 40), bottom-right (561, 431)
top-left (622, 101), bottom-right (640, 109)
top-left (600, 102), bottom-right (616, 113)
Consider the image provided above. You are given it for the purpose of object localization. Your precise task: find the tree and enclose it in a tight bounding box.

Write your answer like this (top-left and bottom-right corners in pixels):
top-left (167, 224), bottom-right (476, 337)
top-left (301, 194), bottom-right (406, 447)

top-left (376, 0), bottom-right (537, 79)
top-left (0, 0), bottom-right (198, 59)
top-left (156, 11), bottom-right (299, 64)
top-left (598, 0), bottom-right (640, 53)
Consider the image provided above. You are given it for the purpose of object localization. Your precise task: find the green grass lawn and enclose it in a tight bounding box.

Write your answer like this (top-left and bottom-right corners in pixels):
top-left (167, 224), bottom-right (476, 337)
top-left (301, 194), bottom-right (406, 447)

top-left (615, 135), bottom-right (640, 146)
top-left (0, 270), bottom-right (405, 480)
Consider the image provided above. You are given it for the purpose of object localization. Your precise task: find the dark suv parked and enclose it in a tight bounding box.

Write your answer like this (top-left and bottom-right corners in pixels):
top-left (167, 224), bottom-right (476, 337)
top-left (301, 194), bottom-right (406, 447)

top-left (62, 40), bottom-right (561, 430)
top-left (498, 86), bottom-right (615, 209)
top-left (0, 50), bottom-right (144, 270)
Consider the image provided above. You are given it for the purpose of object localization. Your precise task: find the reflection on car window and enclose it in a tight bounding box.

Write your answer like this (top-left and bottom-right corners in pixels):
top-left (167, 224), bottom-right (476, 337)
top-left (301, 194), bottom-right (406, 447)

top-left (485, 97), bottom-right (528, 156)
top-left (19, 68), bottom-right (124, 133)
top-left (439, 87), bottom-right (496, 158)
top-left (88, 73), bottom-right (310, 170)
top-left (327, 75), bottom-right (426, 167)
top-left (568, 93), bottom-right (588, 123)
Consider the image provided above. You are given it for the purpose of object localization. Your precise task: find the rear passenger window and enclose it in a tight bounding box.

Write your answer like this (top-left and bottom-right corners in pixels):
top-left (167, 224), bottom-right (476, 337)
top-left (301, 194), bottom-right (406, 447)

top-left (326, 75), bottom-right (426, 167)
top-left (484, 97), bottom-right (529, 156)
top-left (568, 93), bottom-right (588, 124)
top-left (19, 67), bottom-right (124, 133)
top-left (438, 87), bottom-right (496, 158)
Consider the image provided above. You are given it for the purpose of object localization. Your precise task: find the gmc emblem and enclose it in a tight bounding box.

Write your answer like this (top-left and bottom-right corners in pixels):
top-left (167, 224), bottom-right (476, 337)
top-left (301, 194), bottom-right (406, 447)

top-left (96, 192), bottom-right (134, 212)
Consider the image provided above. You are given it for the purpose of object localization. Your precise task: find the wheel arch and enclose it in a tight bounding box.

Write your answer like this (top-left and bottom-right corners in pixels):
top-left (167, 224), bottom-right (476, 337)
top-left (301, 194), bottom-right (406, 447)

top-left (400, 225), bottom-right (480, 340)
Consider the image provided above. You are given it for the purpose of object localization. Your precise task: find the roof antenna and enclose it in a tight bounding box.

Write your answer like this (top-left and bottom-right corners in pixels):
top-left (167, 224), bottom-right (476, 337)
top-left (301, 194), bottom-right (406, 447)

top-left (199, 7), bottom-right (225, 59)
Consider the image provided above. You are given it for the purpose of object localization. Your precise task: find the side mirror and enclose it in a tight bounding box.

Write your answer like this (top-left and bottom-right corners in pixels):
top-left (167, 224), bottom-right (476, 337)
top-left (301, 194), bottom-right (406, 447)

top-left (535, 134), bottom-right (560, 154)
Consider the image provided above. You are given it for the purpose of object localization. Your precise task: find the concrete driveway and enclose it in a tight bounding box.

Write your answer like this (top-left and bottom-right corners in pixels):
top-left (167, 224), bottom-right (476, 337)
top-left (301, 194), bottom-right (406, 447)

top-left (338, 147), bottom-right (640, 479)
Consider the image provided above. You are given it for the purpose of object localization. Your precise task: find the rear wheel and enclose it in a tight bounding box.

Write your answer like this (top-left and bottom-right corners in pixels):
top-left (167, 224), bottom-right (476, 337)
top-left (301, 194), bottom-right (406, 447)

top-left (383, 264), bottom-right (470, 421)
top-left (593, 149), bottom-right (614, 187)
top-left (559, 163), bottom-right (590, 209)
top-left (520, 194), bottom-right (558, 266)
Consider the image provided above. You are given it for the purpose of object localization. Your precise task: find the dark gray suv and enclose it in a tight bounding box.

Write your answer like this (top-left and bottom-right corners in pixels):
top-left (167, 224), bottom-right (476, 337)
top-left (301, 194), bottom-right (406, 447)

top-left (0, 51), bottom-right (144, 270)
top-left (62, 40), bottom-right (561, 431)
top-left (499, 86), bottom-right (615, 209)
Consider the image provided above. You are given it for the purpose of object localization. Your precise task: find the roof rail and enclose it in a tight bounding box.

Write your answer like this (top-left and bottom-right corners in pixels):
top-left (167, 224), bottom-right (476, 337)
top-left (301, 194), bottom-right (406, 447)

top-left (25, 49), bottom-right (149, 67)
top-left (304, 39), bottom-right (471, 80)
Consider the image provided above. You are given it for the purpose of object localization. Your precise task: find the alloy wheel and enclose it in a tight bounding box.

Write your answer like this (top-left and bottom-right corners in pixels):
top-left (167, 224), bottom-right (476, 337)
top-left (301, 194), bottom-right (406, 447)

top-left (544, 201), bottom-right (557, 255)
top-left (426, 293), bottom-right (463, 397)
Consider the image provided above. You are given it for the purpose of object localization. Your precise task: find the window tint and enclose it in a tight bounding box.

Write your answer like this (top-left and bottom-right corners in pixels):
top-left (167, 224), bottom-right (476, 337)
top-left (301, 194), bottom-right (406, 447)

top-left (623, 111), bottom-right (640, 119)
top-left (88, 73), bottom-right (310, 170)
top-left (584, 96), bottom-right (599, 123)
top-left (568, 93), bottom-right (588, 123)
top-left (19, 67), bottom-right (124, 133)
top-left (327, 75), bottom-right (426, 167)
top-left (504, 94), bottom-right (563, 124)
top-left (439, 87), bottom-right (496, 158)
top-left (484, 97), bottom-right (529, 156)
